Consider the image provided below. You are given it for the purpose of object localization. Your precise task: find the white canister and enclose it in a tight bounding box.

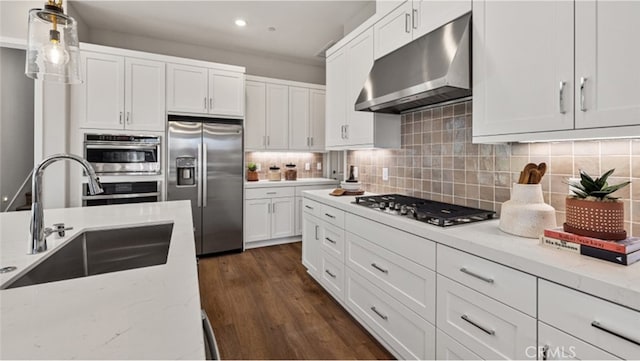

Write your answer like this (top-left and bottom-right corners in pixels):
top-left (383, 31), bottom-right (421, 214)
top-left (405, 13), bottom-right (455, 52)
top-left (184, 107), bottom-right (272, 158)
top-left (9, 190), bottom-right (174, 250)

top-left (499, 183), bottom-right (557, 238)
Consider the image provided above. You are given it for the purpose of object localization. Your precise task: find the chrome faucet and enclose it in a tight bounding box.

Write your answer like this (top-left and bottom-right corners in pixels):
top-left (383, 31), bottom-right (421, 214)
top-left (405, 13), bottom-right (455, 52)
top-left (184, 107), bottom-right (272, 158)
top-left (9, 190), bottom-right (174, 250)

top-left (29, 154), bottom-right (103, 254)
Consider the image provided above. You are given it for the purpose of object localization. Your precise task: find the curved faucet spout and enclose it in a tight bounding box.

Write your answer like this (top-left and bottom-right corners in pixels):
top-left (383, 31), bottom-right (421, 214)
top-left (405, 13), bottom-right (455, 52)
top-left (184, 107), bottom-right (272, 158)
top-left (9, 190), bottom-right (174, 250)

top-left (29, 154), bottom-right (103, 254)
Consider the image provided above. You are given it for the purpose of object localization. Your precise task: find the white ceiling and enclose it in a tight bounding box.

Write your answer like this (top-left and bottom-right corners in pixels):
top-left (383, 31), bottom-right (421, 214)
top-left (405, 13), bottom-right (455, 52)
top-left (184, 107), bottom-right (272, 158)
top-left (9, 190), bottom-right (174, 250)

top-left (68, 0), bottom-right (374, 66)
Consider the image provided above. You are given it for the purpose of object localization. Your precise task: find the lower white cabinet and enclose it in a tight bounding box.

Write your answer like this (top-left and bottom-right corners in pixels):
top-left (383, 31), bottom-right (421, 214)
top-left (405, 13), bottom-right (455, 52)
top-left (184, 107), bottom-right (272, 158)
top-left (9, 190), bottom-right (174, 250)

top-left (436, 329), bottom-right (482, 360)
top-left (320, 250), bottom-right (345, 301)
top-left (302, 211), bottom-right (322, 277)
top-left (244, 187), bottom-right (294, 244)
top-left (294, 185), bottom-right (337, 236)
top-left (538, 322), bottom-right (620, 360)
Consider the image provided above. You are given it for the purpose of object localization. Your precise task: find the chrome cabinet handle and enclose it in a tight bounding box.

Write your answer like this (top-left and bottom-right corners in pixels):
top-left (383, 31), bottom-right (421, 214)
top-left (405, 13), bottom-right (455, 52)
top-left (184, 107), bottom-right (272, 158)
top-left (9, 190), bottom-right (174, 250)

top-left (310, 137), bottom-right (314, 146)
top-left (325, 269), bottom-right (337, 278)
top-left (325, 237), bottom-right (336, 244)
top-left (412, 9), bottom-right (418, 29)
top-left (461, 314), bottom-right (495, 335)
top-left (371, 263), bottom-right (389, 274)
top-left (209, 97), bottom-right (213, 109)
top-left (371, 306), bottom-right (388, 320)
top-left (580, 77), bottom-right (587, 112)
top-left (204, 97), bottom-right (207, 110)
top-left (559, 81), bottom-right (566, 114)
top-left (266, 192), bottom-right (277, 195)
top-left (460, 267), bottom-right (494, 284)
top-left (267, 135), bottom-right (270, 146)
top-left (324, 213), bottom-right (335, 219)
top-left (344, 125), bottom-right (349, 139)
top-left (591, 321), bottom-right (640, 346)
top-left (119, 112), bottom-right (123, 124)
top-left (314, 225), bottom-right (319, 240)
top-left (263, 135), bottom-right (266, 146)
top-left (272, 202), bottom-right (276, 213)
top-left (267, 203), bottom-right (271, 214)
top-left (340, 125), bottom-right (344, 139)
top-left (202, 143), bottom-right (208, 207)
top-left (405, 13), bottom-right (411, 33)
top-left (305, 205), bottom-right (314, 210)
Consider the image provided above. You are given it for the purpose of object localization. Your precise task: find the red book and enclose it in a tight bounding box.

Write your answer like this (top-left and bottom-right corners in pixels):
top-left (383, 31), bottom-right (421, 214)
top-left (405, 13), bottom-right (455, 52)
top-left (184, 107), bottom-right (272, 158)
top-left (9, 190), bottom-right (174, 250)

top-left (543, 228), bottom-right (640, 254)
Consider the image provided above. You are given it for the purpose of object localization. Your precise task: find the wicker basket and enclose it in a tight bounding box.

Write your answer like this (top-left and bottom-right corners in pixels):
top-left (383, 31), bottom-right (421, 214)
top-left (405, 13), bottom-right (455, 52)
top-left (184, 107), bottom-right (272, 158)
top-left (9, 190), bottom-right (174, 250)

top-left (564, 197), bottom-right (626, 240)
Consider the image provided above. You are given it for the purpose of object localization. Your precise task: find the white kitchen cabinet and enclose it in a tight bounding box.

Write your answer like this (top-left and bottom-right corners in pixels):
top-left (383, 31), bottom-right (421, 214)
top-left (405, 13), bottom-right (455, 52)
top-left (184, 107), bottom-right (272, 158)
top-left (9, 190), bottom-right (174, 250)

top-left (436, 329), bottom-right (482, 360)
top-left (245, 81), bottom-right (266, 150)
top-left (265, 83), bottom-right (289, 150)
top-left (325, 28), bottom-right (400, 150)
top-left (244, 187), bottom-right (295, 244)
top-left (244, 198), bottom-right (271, 243)
top-left (294, 185), bottom-right (336, 236)
top-left (320, 249), bottom-right (345, 300)
top-left (374, 0), bottom-right (471, 59)
top-left (308, 89), bottom-right (326, 151)
top-left (270, 197), bottom-right (295, 239)
top-left (538, 322), bottom-right (620, 360)
top-left (288, 86), bottom-right (310, 150)
top-left (78, 52), bottom-right (165, 131)
top-left (302, 210), bottom-right (322, 277)
top-left (167, 63), bottom-right (244, 117)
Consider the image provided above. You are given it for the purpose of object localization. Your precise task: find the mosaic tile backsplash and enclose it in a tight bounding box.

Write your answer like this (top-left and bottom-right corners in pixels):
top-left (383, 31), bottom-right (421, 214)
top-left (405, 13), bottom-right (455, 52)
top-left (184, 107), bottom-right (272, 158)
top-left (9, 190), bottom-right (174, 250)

top-left (347, 101), bottom-right (640, 236)
top-left (245, 152), bottom-right (324, 179)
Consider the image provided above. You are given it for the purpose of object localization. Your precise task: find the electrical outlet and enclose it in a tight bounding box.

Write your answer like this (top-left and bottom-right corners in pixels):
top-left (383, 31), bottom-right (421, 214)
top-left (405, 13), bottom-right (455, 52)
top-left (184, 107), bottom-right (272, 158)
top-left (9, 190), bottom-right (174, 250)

top-left (316, 162), bottom-right (322, 170)
top-left (304, 162), bottom-right (311, 171)
top-left (568, 177), bottom-right (580, 195)
top-left (382, 167), bottom-right (389, 181)
top-left (256, 163), bottom-right (261, 171)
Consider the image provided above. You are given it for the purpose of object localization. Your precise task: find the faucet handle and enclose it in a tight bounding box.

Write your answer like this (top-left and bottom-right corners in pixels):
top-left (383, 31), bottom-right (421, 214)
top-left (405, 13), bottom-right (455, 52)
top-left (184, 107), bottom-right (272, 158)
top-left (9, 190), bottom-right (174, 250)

top-left (47, 223), bottom-right (74, 238)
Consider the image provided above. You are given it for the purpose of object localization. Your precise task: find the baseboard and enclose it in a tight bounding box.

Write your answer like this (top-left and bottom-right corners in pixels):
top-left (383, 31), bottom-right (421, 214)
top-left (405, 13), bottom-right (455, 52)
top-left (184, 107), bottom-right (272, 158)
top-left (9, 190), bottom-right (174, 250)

top-left (244, 236), bottom-right (301, 249)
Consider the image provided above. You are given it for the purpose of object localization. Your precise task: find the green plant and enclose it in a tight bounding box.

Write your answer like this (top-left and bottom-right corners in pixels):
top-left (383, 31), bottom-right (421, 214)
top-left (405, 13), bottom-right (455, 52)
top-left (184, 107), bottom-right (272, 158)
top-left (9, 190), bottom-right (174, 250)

top-left (247, 162), bottom-right (257, 172)
top-left (568, 169), bottom-right (630, 200)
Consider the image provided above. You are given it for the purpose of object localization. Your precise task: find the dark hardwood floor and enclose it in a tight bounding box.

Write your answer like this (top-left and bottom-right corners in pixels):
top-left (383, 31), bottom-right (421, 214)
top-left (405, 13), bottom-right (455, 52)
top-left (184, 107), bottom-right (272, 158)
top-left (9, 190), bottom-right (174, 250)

top-left (198, 242), bottom-right (394, 360)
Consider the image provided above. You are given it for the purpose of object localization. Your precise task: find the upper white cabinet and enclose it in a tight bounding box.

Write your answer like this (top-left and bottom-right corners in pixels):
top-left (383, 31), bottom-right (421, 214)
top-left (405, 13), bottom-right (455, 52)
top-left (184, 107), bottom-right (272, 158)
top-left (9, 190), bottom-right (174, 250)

top-left (289, 87), bottom-right (326, 151)
top-left (167, 63), bottom-right (244, 117)
top-left (77, 51), bottom-right (165, 131)
top-left (265, 83), bottom-right (289, 150)
top-left (245, 80), bottom-right (267, 150)
top-left (473, 0), bottom-right (640, 143)
top-left (325, 28), bottom-right (400, 150)
top-left (374, 0), bottom-right (471, 59)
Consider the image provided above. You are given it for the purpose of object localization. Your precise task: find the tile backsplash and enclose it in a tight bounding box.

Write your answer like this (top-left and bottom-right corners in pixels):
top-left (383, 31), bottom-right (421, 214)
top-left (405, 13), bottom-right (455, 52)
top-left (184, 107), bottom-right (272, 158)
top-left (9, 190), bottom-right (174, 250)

top-left (347, 100), bottom-right (640, 236)
top-left (245, 152), bottom-right (324, 179)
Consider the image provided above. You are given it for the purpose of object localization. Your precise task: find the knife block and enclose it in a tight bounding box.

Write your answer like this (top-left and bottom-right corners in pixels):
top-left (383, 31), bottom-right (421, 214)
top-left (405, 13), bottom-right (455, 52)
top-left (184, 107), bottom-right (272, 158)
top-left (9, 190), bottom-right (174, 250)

top-left (499, 183), bottom-right (556, 238)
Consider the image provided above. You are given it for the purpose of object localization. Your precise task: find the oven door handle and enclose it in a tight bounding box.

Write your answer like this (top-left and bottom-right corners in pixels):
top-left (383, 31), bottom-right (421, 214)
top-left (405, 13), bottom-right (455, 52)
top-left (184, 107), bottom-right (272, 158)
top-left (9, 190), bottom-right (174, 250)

top-left (85, 144), bottom-right (159, 150)
top-left (82, 192), bottom-right (160, 200)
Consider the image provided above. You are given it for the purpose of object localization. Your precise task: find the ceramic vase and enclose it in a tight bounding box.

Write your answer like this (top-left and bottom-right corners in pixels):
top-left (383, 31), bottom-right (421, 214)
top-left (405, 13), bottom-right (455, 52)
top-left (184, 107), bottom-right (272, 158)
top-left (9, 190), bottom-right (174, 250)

top-left (499, 183), bottom-right (556, 238)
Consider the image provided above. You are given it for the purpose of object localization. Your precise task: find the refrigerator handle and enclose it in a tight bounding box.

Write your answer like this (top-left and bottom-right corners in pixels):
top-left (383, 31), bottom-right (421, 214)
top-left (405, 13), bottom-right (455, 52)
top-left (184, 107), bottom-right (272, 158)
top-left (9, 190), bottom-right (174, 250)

top-left (203, 143), bottom-right (208, 208)
top-left (197, 143), bottom-right (202, 208)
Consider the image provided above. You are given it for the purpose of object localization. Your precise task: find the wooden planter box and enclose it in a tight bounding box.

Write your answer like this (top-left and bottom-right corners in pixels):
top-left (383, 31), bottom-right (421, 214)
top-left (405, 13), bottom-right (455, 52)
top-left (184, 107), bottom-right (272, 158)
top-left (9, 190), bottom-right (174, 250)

top-left (564, 197), bottom-right (626, 240)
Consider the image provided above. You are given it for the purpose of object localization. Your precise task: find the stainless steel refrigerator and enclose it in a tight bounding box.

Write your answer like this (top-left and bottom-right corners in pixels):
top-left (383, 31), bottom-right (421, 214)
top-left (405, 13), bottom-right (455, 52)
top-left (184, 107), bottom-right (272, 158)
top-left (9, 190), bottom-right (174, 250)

top-left (167, 114), bottom-right (243, 256)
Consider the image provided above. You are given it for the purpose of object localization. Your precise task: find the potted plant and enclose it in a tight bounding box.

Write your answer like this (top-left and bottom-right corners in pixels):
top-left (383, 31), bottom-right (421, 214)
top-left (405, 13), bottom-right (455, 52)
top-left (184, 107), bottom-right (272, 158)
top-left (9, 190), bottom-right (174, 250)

top-left (246, 162), bottom-right (259, 181)
top-left (565, 169), bottom-right (631, 240)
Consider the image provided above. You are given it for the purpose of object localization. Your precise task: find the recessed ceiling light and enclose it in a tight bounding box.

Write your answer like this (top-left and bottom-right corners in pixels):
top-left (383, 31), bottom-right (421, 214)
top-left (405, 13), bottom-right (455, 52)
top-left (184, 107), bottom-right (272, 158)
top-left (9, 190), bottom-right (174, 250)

top-left (235, 19), bottom-right (247, 27)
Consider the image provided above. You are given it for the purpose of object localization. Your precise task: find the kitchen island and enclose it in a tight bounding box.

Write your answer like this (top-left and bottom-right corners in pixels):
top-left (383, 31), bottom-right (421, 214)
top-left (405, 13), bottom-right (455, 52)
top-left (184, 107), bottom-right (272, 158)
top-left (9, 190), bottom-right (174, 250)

top-left (0, 201), bottom-right (204, 359)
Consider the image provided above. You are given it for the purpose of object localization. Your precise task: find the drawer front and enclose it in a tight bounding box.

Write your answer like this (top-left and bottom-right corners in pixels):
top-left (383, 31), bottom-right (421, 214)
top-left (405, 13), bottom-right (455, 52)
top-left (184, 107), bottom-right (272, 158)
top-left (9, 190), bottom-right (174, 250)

top-left (320, 250), bottom-right (344, 301)
top-left (436, 329), bottom-right (482, 360)
top-left (538, 322), bottom-right (620, 360)
top-left (437, 275), bottom-right (536, 360)
top-left (321, 221), bottom-right (345, 262)
top-left (539, 280), bottom-right (640, 360)
top-left (346, 269), bottom-right (436, 360)
top-left (345, 213), bottom-right (436, 270)
top-left (302, 198), bottom-right (322, 218)
top-left (295, 184), bottom-right (336, 196)
top-left (347, 232), bottom-right (436, 323)
top-left (319, 204), bottom-right (345, 229)
top-left (437, 245), bottom-right (537, 317)
top-left (245, 187), bottom-right (294, 199)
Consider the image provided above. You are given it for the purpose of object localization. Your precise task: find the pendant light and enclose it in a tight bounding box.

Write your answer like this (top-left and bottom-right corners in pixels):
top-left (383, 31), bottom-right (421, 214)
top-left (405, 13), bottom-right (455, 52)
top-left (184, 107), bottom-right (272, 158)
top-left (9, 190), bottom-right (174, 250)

top-left (25, 0), bottom-right (81, 84)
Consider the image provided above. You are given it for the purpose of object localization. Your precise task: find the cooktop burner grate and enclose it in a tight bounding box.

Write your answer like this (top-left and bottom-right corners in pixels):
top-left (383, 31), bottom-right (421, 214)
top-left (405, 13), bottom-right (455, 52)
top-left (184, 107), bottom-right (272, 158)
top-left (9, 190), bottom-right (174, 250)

top-left (353, 194), bottom-right (496, 227)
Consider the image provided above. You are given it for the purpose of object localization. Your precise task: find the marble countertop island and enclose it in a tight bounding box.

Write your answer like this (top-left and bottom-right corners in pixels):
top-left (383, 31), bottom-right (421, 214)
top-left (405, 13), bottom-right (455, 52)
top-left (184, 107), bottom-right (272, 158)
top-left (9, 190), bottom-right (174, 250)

top-left (0, 201), bottom-right (204, 359)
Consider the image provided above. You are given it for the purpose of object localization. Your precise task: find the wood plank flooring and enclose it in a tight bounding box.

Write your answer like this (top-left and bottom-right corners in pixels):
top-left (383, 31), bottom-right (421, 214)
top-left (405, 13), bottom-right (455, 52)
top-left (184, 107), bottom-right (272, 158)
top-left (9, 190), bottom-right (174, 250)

top-left (198, 242), bottom-right (394, 360)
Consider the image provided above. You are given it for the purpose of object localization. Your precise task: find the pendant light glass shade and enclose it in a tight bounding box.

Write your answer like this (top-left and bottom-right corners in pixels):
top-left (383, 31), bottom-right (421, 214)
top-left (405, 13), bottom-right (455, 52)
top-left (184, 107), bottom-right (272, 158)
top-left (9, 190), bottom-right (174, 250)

top-left (25, 5), bottom-right (81, 84)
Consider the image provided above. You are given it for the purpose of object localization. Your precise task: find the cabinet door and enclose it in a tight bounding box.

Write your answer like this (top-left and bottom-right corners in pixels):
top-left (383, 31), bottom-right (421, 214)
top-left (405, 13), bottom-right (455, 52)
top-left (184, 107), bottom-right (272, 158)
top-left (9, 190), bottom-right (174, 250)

top-left (346, 28), bottom-right (375, 146)
top-left (302, 214), bottom-right (321, 277)
top-left (79, 52), bottom-right (124, 129)
top-left (294, 196), bottom-right (303, 235)
top-left (575, 1), bottom-right (640, 129)
top-left (271, 196), bottom-right (295, 238)
top-left (288, 86), bottom-right (310, 150)
top-left (244, 198), bottom-right (271, 243)
top-left (245, 81), bottom-right (266, 150)
top-left (265, 83), bottom-right (289, 150)
top-left (472, 0), bottom-right (574, 136)
top-left (373, 1), bottom-right (413, 59)
top-left (538, 322), bottom-right (620, 360)
top-left (166, 63), bottom-right (208, 114)
top-left (412, 0), bottom-right (471, 39)
top-left (124, 58), bottom-right (165, 132)
top-left (436, 329), bottom-right (482, 360)
top-left (309, 89), bottom-right (326, 151)
top-left (208, 69), bottom-right (244, 117)
top-left (325, 48), bottom-right (347, 148)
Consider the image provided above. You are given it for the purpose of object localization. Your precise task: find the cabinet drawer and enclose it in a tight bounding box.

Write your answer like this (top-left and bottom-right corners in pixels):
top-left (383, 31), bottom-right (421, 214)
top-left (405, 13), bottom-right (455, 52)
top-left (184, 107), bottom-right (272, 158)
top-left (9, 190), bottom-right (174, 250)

top-left (437, 275), bottom-right (536, 360)
top-left (538, 322), bottom-right (620, 360)
top-left (320, 250), bottom-right (344, 301)
top-left (539, 280), bottom-right (640, 360)
top-left (347, 232), bottom-right (435, 323)
top-left (319, 204), bottom-right (345, 229)
top-left (436, 329), bottom-right (482, 360)
top-left (321, 221), bottom-right (345, 262)
top-left (295, 184), bottom-right (336, 196)
top-left (346, 269), bottom-right (436, 360)
top-left (245, 187), bottom-right (294, 199)
top-left (302, 197), bottom-right (322, 218)
top-left (345, 213), bottom-right (435, 270)
top-left (437, 245), bottom-right (536, 317)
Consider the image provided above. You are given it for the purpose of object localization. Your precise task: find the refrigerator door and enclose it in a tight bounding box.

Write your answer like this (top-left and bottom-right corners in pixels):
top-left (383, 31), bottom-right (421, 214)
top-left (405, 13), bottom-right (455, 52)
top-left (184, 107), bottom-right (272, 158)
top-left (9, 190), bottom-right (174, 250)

top-left (202, 120), bottom-right (243, 254)
top-left (167, 121), bottom-right (203, 254)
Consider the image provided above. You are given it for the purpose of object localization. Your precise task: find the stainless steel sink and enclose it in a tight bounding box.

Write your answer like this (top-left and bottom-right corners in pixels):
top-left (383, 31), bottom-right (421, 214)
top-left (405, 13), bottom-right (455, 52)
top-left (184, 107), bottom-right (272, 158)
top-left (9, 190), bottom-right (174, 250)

top-left (1, 222), bottom-right (174, 289)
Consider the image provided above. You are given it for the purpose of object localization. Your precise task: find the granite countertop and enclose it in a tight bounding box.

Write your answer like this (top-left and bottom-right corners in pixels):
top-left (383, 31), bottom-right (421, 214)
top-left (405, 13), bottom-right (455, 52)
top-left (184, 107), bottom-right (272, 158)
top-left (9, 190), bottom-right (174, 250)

top-left (244, 177), bottom-right (339, 188)
top-left (0, 201), bottom-right (204, 359)
top-left (303, 190), bottom-right (640, 312)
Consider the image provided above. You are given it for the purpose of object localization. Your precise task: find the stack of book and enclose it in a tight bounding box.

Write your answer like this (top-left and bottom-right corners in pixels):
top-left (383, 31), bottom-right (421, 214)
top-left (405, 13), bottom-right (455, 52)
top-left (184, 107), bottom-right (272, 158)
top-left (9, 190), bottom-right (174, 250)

top-left (540, 227), bottom-right (640, 266)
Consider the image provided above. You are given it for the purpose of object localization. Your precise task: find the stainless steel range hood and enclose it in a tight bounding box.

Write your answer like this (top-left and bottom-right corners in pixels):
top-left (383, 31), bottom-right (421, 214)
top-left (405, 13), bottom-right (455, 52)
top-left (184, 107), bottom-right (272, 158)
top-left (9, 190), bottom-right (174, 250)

top-left (355, 13), bottom-right (471, 114)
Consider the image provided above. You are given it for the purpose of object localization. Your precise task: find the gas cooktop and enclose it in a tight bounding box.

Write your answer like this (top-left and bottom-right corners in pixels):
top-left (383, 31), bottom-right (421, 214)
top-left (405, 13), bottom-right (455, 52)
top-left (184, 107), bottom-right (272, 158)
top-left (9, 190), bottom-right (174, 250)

top-left (353, 194), bottom-right (496, 227)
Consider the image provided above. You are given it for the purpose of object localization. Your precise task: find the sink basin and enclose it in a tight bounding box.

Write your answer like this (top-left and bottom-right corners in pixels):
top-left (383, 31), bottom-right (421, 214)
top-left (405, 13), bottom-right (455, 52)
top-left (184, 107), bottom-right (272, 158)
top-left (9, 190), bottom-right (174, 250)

top-left (1, 222), bottom-right (174, 290)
